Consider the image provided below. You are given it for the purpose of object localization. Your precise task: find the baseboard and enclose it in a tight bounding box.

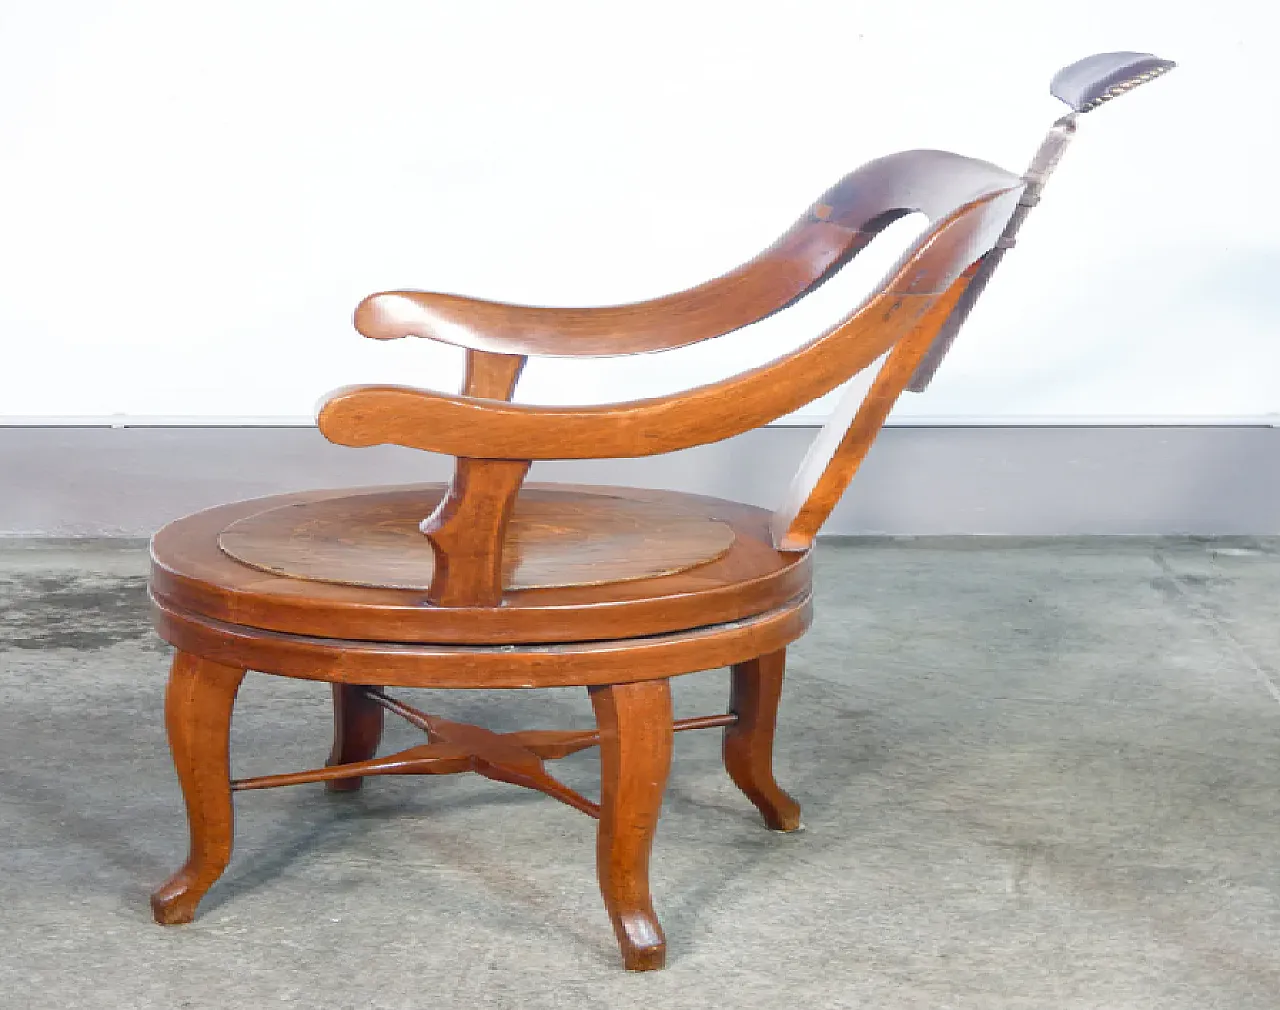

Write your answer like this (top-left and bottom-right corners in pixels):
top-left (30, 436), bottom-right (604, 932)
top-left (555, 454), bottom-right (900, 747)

top-left (3, 425), bottom-right (1278, 536)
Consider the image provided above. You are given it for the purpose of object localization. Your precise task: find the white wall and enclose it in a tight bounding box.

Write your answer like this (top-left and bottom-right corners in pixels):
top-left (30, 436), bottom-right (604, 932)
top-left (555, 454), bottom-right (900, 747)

top-left (1, 0), bottom-right (1275, 424)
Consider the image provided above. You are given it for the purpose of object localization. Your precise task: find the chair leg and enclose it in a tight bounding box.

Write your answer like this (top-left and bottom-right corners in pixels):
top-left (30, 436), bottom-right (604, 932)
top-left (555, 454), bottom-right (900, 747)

top-left (588, 679), bottom-right (673, 971)
top-left (150, 651), bottom-right (247, 925)
top-left (325, 684), bottom-right (385, 792)
top-left (724, 649), bottom-right (802, 831)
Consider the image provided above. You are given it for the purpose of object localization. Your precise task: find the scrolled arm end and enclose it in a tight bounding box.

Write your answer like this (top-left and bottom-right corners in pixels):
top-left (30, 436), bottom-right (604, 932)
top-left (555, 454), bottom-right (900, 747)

top-left (315, 385), bottom-right (394, 448)
top-left (353, 291), bottom-right (437, 342)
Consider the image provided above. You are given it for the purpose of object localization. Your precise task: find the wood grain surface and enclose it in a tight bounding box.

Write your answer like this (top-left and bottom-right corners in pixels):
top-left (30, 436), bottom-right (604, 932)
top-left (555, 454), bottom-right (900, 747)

top-left (350, 150), bottom-right (1020, 358)
top-left (155, 484), bottom-right (806, 645)
top-left (218, 487), bottom-right (736, 592)
top-left (149, 653), bottom-right (246, 925)
top-left (151, 589), bottom-right (813, 690)
top-left (590, 679), bottom-right (674, 970)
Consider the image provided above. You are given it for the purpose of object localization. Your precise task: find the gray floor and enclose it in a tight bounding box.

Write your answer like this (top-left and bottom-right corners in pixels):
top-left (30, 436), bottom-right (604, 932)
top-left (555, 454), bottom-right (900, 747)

top-left (1, 537), bottom-right (1278, 1008)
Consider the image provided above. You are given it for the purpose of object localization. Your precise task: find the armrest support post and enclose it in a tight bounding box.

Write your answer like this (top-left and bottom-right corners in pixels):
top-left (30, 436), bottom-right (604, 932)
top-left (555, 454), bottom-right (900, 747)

top-left (463, 349), bottom-right (527, 400)
top-left (420, 349), bottom-right (531, 606)
top-left (422, 457), bottom-right (531, 606)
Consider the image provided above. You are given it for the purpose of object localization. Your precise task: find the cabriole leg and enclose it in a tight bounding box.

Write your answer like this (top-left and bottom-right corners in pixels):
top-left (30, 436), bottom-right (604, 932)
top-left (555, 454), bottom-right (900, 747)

top-left (150, 651), bottom-right (247, 924)
top-left (724, 649), bottom-right (801, 831)
top-left (325, 684), bottom-right (385, 792)
top-left (588, 679), bottom-right (673, 971)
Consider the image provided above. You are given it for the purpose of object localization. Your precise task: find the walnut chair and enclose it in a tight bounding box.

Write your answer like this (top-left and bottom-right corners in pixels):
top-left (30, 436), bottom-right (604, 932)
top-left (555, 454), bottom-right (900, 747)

top-left (148, 53), bottom-right (1173, 970)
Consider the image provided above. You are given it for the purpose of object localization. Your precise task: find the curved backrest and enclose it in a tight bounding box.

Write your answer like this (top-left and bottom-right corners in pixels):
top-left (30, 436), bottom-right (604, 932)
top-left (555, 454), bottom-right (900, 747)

top-left (319, 182), bottom-right (1023, 462)
top-left (809, 149), bottom-right (1021, 230)
top-left (352, 150), bottom-right (1023, 358)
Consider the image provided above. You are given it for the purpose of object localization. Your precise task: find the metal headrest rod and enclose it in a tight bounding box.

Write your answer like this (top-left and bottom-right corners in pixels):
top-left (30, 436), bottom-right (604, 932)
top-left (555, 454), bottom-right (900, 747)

top-left (906, 52), bottom-right (1176, 392)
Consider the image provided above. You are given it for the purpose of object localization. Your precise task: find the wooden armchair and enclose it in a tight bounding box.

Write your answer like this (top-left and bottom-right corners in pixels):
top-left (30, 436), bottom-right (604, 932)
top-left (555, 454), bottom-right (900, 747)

top-left (147, 53), bottom-right (1173, 970)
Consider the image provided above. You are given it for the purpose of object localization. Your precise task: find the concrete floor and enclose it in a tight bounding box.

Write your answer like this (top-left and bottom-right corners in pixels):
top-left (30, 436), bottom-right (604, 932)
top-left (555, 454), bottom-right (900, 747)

top-left (0, 537), bottom-right (1277, 1008)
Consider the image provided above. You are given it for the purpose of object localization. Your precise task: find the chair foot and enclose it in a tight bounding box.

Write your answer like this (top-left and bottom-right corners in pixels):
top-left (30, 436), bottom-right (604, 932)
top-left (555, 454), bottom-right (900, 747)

top-left (724, 650), bottom-right (802, 831)
top-left (150, 870), bottom-right (208, 925)
top-left (589, 679), bottom-right (673, 971)
top-left (615, 917), bottom-right (667, 971)
top-left (151, 651), bottom-right (246, 925)
top-left (325, 684), bottom-right (385, 793)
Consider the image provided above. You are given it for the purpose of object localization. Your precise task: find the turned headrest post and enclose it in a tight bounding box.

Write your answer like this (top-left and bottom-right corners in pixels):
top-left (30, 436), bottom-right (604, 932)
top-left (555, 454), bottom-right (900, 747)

top-left (908, 51), bottom-right (1175, 391)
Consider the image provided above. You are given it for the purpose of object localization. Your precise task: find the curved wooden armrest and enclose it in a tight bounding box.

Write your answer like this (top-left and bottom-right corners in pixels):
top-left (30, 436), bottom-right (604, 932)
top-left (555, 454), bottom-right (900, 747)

top-left (320, 183), bottom-right (1021, 461)
top-left (352, 150), bottom-right (1021, 358)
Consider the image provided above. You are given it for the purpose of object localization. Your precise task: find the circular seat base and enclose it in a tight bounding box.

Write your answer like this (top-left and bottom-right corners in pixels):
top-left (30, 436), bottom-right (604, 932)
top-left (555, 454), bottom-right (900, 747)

top-left (152, 590), bottom-right (812, 689)
top-left (150, 483), bottom-right (812, 645)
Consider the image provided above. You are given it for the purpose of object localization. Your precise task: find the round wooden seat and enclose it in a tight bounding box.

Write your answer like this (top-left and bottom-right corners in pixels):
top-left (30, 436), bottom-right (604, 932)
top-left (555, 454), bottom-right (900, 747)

top-left (151, 483), bottom-right (812, 649)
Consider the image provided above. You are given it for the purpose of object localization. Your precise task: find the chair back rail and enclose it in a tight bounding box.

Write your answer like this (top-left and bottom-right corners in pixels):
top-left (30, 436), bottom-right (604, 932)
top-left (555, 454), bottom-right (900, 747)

top-left (351, 150), bottom-right (1020, 358)
top-left (771, 260), bottom-right (981, 551)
